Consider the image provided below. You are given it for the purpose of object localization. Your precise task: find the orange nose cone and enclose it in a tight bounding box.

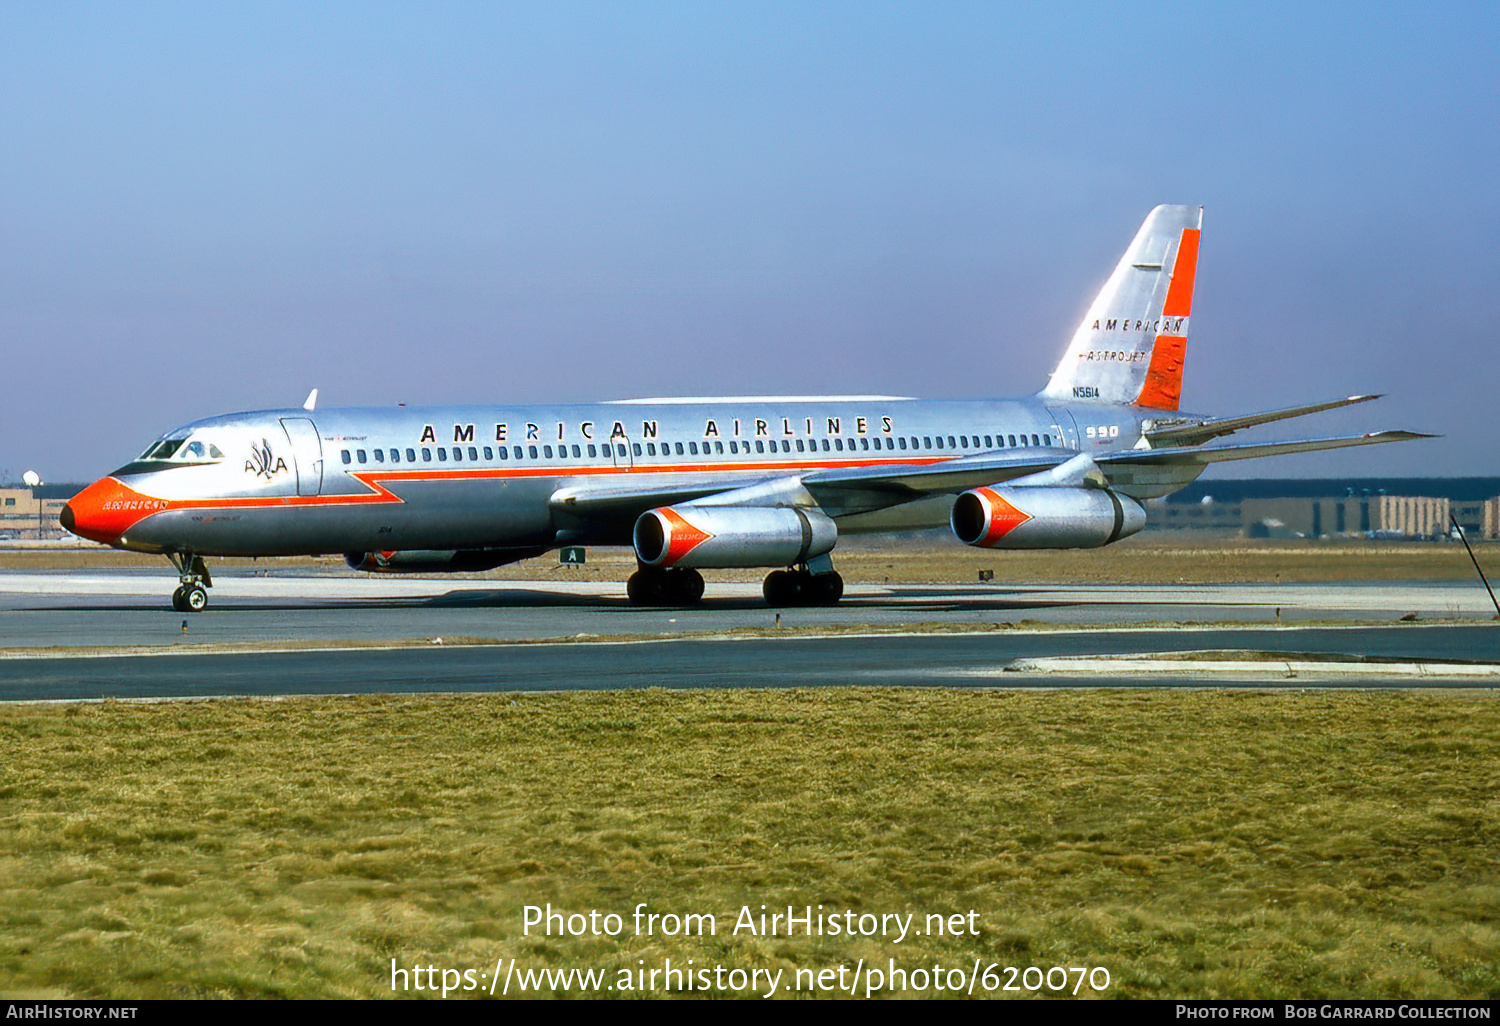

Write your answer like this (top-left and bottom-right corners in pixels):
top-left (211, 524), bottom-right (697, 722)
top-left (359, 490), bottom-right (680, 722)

top-left (63, 478), bottom-right (170, 546)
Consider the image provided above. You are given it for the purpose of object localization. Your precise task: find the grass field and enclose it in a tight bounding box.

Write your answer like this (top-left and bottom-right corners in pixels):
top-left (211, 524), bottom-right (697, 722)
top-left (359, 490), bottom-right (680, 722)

top-left (2, 688), bottom-right (1497, 1000)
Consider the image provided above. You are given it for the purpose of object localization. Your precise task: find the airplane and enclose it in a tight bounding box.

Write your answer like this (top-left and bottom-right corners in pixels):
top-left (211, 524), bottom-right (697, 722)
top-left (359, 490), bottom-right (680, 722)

top-left (61, 205), bottom-right (1428, 612)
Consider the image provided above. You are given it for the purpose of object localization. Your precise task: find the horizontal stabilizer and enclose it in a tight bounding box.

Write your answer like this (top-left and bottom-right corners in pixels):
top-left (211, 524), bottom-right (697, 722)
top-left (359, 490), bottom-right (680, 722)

top-left (1103, 430), bottom-right (1434, 467)
top-left (1144, 395), bottom-right (1383, 447)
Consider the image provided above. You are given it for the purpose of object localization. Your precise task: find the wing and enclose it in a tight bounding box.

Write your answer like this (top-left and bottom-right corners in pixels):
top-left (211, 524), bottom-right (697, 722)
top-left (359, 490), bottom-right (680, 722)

top-left (550, 429), bottom-right (1432, 528)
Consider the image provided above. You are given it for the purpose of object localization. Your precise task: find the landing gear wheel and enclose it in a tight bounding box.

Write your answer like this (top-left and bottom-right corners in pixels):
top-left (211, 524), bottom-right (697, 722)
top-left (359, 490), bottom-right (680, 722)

top-left (671, 568), bottom-right (704, 604)
top-left (627, 570), bottom-right (662, 604)
top-left (167, 553), bottom-right (213, 613)
top-left (763, 569), bottom-right (842, 607)
top-left (629, 568), bottom-right (705, 606)
top-left (809, 571), bottom-right (843, 605)
top-left (763, 569), bottom-right (802, 607)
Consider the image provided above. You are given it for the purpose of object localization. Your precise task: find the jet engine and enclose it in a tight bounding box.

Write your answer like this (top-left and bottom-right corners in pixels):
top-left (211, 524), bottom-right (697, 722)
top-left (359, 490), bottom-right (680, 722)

top-left (950, 486), bottom-right (1145, 549)
top-left (345, 548), bottom-right (546, 573)
top-left (633, 505), bottom-right (837, 569)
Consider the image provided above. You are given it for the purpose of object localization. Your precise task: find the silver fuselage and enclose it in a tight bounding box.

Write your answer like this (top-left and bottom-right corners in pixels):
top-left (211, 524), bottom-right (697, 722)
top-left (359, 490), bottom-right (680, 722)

top-left (83, 395), bottom-right (1163, 557)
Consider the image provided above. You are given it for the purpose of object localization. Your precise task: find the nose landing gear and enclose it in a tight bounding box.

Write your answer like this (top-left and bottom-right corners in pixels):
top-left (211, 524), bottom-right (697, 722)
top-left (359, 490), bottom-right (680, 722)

top-left (168, 553), bottom-right (213, 612)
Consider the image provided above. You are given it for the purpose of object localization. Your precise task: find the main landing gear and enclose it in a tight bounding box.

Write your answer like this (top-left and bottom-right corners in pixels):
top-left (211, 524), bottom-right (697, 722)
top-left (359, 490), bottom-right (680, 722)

top-left (762, 567), bottom-right (843, 607)
top-left (627, 567), bottom-right (705, 605)
top-left (168, 553), bottom-right (212, 613)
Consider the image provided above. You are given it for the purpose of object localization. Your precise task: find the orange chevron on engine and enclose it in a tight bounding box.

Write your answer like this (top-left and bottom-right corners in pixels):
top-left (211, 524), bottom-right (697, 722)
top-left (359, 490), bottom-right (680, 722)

top-left (976, 487), bottom-right (1032, 545)
top-left (660, 508), bottom-right (714, 566)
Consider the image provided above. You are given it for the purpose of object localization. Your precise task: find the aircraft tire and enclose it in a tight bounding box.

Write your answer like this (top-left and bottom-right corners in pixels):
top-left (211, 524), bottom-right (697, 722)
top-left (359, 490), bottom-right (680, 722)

top-left (763, 569), bottom-right (801, 607)
top-left (671, 568), bottom-right (705, 604)
top-left (185, 586), bottom-right (209, 613)
top-left (628, 570), bottom-right (674, 605)
top-left (171, 587), bottom-right (187, 612)
top-left (809, 571), bottom-right (843, 605)
top-left (627, 571), bottom-right (653, 604)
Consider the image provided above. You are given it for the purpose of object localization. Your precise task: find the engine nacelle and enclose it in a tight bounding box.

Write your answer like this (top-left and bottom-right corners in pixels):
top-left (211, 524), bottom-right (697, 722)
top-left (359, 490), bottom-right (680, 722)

top-left (344, 548), bottom-right (545, 573)
top-left (633, 505), bottom-right (837, 569)
top-left (950, 486), bottom-right (1145, 549)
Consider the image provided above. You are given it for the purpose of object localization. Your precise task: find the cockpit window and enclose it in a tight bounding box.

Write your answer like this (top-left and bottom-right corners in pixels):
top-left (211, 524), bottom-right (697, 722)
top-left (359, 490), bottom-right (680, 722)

top-left (142, 439), bottom-right (186, 460)
top-left (138, 436), bottom-right (225, 463)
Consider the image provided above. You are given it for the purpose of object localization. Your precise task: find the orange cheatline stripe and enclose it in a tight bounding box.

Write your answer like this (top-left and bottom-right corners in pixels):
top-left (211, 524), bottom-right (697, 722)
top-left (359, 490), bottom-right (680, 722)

top-left (96, 455), bottom-right (962, 522)
top-left (1136, 334), bottom-right (1187, 411)
top-left (1161, 228), bottom-right (1200, 318)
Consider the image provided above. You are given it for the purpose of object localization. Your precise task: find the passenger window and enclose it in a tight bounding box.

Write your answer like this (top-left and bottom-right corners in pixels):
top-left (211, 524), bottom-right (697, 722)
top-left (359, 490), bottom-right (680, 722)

top-left (587, 444), bottom-right (597, 458)
top-left (375, 449), bottom-right (385, 462)
top-left (755, 441), bottom-right (765, 453)
top-left (572, 445), bottom-right (581, 458)
top-left (469, 446), bottom-right (478, 461)
top-left (1032, 434), bottom-right (1040, 446)
top-left (795, 439), bottom-right (805, 452)
top-left (935, 436), bottom-right (944, 449)
top-left (357, 449), bottom-right (367, 463)
top-left (422, 448), bottom-right (432, 461)
top-left (1043, 434), bottom-right (1051, 446)
top-left (452, 447), bottom-right (462, 462)
top-left (514, 446), bottom-right (523, 459)
top-left (341, 450), bottom-right (351, 465)
top-left (834, 438), bottom-right (843, 451)
top-left (529, 446), bottom-right (538, 459)
top-left (689, 442), bottom-right (698, 455)
top-left (861, 438), bottom-right (870, 450)
top-left (1008, 435), bottom-right (1016, 447)
top-left (405, 448), bottom-right (414, 462)
top-left (632, 443), bottom-right (642, 457)
top-left (647, 443), bottom-right (656, 456)
top-left (438, 448), bottom-right (447, 461)
top-left (897, 437), bottom-right (907, 450)
top-left (498, 446), bottom-right (508, 460)
top-left (389, 448), bottom-right (400, 463)
top-left (715, 442), bottom-right (724, 454)
top-left (543, 445), bottom-right (552, 458)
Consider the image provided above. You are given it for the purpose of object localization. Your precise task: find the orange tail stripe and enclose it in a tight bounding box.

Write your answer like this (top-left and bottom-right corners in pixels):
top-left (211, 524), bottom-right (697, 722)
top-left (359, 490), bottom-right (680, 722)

top-left (1161, 227), bottom-right (1200, 318)
top-left (1136, 334), bottom-right (1187, 411)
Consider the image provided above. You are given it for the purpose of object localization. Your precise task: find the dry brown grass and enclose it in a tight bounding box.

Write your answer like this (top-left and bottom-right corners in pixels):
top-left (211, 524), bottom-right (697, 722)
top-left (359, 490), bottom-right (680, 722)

top-left (2, 689), bottom-right (1497, 999)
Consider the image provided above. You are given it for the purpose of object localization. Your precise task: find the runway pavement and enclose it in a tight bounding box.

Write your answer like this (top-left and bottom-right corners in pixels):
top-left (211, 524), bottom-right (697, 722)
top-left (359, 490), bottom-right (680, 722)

top-left (1, 569), bottom-right (1496, 700)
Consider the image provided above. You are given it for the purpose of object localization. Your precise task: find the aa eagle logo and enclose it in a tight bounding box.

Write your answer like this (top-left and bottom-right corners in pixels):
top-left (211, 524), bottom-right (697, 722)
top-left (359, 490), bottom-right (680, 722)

top-left (246, 438), bottom-right (288, 480)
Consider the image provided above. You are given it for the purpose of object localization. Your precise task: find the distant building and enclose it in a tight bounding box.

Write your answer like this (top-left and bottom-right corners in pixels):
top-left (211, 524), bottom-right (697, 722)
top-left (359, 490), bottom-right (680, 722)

top-left (1484, 497), bottom-right (1500, 540)
top-left (1142, 497), bottom-right (1243, 533)
top-left (1241, 495), bottom-right (1456, 540)
top-left (0, 487), bottom-right (70, 540)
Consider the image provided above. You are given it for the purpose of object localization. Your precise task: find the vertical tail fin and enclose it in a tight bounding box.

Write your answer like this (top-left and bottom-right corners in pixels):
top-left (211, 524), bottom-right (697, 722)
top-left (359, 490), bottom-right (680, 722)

top-left (1041, 204), bottom-right (1202, 410)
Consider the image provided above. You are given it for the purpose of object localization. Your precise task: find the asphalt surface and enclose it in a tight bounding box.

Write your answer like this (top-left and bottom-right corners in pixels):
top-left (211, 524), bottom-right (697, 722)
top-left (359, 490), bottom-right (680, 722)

top-left (3, 625), bottom-right (1498, 702)
top-left (2, 570), bottom-right (1497, 700)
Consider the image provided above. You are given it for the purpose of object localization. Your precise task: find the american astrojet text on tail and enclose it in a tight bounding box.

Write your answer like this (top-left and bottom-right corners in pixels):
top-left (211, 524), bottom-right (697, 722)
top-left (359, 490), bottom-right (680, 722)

top-left (61, 206), bottom-right (1432, 612)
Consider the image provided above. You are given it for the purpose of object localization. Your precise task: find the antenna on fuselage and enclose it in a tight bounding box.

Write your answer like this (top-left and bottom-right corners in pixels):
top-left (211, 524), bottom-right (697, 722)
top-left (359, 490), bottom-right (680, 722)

top-left (303, 388), bottom-right (318, 411)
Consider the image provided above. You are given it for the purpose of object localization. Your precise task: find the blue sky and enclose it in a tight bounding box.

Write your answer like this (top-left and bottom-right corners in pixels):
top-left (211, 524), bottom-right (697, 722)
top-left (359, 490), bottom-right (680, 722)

top-left (2, 1), bottom-right (1495, 481)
